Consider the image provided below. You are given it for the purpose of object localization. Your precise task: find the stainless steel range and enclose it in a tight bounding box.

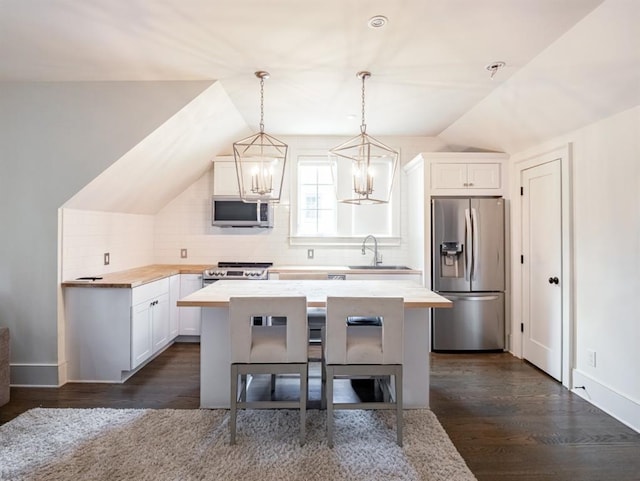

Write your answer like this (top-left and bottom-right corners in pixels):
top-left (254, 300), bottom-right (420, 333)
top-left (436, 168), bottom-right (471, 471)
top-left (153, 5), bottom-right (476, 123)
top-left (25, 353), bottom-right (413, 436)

top-left (202, 261), bottom-right (272, 286)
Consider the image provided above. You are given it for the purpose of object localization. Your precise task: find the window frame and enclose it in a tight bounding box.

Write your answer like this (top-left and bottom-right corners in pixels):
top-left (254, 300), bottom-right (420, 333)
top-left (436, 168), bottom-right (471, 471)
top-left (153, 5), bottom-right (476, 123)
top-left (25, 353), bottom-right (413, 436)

top-left (289, 149), bottom-right (401, 246)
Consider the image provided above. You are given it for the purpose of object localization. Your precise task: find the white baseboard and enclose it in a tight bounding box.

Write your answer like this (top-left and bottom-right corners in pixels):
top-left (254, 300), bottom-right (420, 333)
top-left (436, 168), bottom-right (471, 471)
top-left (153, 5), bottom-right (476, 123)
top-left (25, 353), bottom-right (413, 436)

top-left (572, 369), bottom-right (640, 433)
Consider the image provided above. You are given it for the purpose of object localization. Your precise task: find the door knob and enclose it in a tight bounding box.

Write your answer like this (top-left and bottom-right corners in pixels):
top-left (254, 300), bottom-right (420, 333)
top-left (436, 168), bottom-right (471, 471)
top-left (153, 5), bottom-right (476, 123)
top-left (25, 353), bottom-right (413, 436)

top-left (548, 277), bottom-right (559, 285)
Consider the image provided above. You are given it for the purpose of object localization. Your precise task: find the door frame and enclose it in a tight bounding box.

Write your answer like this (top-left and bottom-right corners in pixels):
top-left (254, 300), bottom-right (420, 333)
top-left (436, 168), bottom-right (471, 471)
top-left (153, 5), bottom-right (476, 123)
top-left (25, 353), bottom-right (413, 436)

top-left (510, 143), bottom-right (573, 388)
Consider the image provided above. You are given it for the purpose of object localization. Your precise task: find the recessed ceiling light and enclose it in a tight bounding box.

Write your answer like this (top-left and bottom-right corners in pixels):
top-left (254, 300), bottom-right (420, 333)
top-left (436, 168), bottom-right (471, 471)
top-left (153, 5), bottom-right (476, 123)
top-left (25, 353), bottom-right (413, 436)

top-left (368, 15), bottom-right (388, 29)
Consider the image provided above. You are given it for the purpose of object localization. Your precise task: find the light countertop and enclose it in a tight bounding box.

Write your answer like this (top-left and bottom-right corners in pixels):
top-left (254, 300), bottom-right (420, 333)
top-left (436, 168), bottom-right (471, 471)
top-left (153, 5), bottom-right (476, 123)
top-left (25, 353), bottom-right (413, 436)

top-left (177, 279), bottom-right (450, 309)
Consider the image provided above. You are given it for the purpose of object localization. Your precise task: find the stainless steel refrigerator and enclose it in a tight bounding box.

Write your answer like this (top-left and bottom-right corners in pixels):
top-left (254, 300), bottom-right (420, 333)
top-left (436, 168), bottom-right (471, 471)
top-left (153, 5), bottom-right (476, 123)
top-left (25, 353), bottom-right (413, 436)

top-left (431, 197), bottom-right (505, 351)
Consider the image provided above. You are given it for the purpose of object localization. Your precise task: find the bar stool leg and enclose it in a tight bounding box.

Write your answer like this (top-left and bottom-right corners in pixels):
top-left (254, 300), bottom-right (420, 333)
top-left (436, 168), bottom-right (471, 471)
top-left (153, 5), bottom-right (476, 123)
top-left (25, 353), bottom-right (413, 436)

top-left (395, 366), bottom-right (403, 447)
top-left (230, 365), bottom-right (238, 445)
top-left (326, 365), bottom-right (334, 448)
top-left (300, 365), bottom-right (307, 446)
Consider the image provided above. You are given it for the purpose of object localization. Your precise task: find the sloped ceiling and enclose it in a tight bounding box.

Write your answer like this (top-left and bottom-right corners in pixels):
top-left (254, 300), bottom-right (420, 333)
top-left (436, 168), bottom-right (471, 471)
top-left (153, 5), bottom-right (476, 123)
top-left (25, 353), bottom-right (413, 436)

top-left (2, 0), bottom-right (639, 215)
top-left (63, 82), bottom-right (249, 214)
top-left (439, 0), bottom-right (640, 153)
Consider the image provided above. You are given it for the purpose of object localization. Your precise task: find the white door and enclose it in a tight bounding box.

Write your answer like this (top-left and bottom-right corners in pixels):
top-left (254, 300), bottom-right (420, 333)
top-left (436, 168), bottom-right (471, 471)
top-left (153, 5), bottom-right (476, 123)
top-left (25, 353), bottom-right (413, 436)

top-left (521, 159), bottom-right (562, 380)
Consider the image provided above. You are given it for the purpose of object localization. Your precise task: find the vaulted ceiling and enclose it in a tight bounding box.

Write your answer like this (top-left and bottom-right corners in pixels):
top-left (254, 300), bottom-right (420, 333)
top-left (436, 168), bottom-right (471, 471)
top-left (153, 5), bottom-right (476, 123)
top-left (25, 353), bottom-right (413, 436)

top-left (4, 0), bottom-right (637, 151)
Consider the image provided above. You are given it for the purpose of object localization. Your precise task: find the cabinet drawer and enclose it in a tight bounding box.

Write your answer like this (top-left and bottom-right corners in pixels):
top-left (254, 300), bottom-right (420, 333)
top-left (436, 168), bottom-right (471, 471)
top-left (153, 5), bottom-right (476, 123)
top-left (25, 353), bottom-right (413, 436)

top-left (132, 278), bottom-right (170, 305)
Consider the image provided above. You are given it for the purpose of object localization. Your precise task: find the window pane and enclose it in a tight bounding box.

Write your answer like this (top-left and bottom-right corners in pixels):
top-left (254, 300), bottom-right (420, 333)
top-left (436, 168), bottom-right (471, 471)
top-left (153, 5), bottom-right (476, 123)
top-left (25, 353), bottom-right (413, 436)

top-left (317, 163), bottom-right (334, 184)
top-left (298, 210), bottom-right (318, 235)
top-left (294, 152), bottom-right (397, 239)
top-left (317, 185), bottom-right (335, 210)
top-left (316, 209), bottom-right (337, 235)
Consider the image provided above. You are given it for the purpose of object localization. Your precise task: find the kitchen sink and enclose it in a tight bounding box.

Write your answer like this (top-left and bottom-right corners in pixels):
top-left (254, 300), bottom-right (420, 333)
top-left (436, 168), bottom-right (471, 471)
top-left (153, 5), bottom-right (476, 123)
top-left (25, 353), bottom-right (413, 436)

top-left (348, 265), bottom-right (412, 270)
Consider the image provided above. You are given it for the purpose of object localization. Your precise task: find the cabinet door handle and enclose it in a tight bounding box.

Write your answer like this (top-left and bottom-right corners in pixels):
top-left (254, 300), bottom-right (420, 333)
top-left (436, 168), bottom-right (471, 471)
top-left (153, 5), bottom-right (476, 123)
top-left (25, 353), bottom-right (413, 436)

top-left (548, 277), bottom-right (559, 285)
top-left (468, 182), bottom-right (474, 186)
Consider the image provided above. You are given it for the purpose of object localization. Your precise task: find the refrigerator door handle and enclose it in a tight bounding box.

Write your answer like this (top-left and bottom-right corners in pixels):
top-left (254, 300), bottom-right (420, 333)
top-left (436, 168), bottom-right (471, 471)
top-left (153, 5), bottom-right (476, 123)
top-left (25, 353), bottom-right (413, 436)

top-left (442, 294), bottom-right (501, 302)
top-left (464, 208), bottom-right (472, 282)
top-left (471, 207), bottom-right (479, 281)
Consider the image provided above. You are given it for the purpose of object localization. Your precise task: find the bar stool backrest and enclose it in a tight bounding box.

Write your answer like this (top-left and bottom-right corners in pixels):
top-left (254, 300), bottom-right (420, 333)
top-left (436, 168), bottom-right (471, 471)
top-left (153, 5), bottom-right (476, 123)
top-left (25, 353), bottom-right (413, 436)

top-left (325, 296), bottom-right (404, 365)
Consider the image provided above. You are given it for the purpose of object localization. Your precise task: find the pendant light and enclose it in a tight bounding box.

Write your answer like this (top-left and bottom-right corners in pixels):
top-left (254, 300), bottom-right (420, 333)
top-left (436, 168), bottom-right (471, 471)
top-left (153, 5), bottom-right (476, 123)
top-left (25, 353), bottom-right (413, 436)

top-left (329, 71), bottom-right (399, 204)
top-left (233, 71), bottom-right (288, 203)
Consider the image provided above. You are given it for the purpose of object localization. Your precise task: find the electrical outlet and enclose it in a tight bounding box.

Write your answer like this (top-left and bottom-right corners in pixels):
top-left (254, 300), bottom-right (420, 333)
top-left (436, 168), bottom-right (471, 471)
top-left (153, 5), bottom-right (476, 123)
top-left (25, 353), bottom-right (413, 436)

top-left (307, 249), bottom-right (314, 259)
top-left (587, 349), bottom-right (596, 368)
top-left (103, 252), bottom-right (110, 266)
top-left (180, 248), bottom-right (188, 259)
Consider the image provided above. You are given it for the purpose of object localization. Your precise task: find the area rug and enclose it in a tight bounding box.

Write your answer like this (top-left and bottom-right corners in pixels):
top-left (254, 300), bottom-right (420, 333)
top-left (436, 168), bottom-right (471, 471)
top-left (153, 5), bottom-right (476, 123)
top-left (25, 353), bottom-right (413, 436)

top-left (0, 408), bottom-right (476, 481)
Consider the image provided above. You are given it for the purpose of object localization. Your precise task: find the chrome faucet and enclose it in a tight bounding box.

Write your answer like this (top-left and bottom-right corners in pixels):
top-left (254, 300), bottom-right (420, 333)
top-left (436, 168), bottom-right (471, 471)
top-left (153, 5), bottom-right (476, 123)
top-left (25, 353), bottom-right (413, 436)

top-left (361, 234), bottom-right (382, 266)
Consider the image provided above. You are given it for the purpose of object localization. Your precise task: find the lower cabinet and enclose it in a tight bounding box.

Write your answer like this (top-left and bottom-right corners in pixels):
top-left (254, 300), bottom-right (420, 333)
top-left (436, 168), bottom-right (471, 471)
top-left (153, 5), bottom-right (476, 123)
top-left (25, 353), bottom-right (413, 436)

top-left (131, 291), bottom-right (170, 369)
top-left (131, 300), bottom-right (153, 368)
top-left (179, 274), bottom-right (202, 335)
top-left (65, 277), bottom-right (177, 382)
top-left (168, 275), bottom-right (180, 339)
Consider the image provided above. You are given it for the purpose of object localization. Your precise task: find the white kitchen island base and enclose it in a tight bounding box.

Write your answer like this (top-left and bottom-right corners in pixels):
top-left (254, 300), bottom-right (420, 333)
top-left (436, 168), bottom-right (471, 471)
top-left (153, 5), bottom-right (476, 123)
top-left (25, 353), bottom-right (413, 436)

top-left (180, 279), bottom-right (451, 409)
top-left (200, 307), bottom-right (431, 408)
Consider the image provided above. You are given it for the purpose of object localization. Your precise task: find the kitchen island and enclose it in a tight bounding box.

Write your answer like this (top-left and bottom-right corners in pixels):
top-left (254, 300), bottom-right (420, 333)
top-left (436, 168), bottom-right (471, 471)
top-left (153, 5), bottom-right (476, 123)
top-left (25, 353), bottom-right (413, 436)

top-left (178, 279), bottom-right (451, 409)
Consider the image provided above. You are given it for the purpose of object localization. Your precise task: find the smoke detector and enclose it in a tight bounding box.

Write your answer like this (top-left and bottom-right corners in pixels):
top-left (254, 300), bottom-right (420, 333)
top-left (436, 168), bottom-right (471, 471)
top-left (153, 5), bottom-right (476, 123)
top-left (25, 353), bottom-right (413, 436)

top-left (368, 15), bottom-right (388, 29)
top-left (485, 61), bottom-right (506, 80)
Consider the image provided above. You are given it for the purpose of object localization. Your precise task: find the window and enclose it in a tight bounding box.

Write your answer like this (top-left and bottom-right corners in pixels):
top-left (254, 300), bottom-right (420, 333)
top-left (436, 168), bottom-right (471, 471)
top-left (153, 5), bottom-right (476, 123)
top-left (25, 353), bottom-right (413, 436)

top-left (291, 153), bottom-right (400, 243)
top-left (297, 160), bottom-right (337, 236)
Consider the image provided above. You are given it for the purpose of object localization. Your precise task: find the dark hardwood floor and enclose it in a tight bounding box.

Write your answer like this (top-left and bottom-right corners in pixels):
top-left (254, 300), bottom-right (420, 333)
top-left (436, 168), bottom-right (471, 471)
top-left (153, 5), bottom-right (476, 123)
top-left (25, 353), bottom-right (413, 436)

top-left (2, 343), bottom-right (639, 480)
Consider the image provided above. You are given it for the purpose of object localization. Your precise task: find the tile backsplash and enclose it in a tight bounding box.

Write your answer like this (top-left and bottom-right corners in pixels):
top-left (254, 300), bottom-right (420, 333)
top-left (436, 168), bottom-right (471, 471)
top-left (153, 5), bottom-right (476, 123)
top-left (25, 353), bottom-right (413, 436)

top-left (152, 169), bottom-right (409, 267)
top-left (60, 208), bottom-right (155, 281)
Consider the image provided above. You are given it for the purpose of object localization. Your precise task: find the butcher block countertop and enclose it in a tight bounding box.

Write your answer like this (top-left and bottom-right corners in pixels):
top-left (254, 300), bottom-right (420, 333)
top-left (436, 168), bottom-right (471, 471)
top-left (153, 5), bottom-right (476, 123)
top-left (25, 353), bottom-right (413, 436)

top-left (178, 279), bottom-right (451, 309)
top-left (61, 264), bottom-right (422, 289)
top-left (269, 265), bottom-right (421, 275)
top-left (61, 264), bottom-right (212, 288)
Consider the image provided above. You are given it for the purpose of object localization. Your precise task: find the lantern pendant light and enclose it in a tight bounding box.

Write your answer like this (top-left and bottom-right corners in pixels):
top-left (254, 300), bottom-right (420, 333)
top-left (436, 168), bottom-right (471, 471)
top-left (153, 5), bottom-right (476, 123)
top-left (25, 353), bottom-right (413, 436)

top-left (329, 71), bottom-right (399, 205)
top-left (233, 71), bottom-right (288, 203)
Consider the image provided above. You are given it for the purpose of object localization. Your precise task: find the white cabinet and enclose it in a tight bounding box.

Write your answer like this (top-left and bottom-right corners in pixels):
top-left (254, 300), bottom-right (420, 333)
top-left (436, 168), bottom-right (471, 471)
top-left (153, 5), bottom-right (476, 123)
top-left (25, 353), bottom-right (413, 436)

top-left (131, 300), bottom-right (153, 368)
top-left (168, 274), bottom-right (180, 339)
top-left (131, 278), bottom-right (170, 369)
top-left (179, 274), bottom-right (203, 335)
top-left (431, 162), bottom-right (501, 190)
top-left (425, 152), bottom-right (507, 196)
top-left (151, 293), bottom-right (170, 351)
top-left (65, 277), bottom-right (174, 382)
top-left (213, 157), bottom-right (239, 196)
top-left (431, 162), bottom-right (500, 190)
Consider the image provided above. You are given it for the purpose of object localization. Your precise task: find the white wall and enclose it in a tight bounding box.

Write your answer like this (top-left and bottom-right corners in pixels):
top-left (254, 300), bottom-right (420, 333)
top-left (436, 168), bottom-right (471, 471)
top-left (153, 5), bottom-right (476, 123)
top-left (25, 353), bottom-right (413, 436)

top-left (154, 136), bottom-right (447, 267)
top-left (440, 0), bottom-right (640, 154)
top-left (0, 81), bottom-right (217, 385)
top-left (61, 209), bottom-right (155, 281)
top-left (511, 105), bottom-right (640, 431)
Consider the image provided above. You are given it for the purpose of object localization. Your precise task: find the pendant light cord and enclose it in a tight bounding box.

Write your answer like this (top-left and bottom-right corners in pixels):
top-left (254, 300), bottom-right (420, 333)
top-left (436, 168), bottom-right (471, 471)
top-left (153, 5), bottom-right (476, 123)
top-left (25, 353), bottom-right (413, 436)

top-left (360, 73), bottom-right (367, 134)
top-left (259, 76), bottom-right (265, 133)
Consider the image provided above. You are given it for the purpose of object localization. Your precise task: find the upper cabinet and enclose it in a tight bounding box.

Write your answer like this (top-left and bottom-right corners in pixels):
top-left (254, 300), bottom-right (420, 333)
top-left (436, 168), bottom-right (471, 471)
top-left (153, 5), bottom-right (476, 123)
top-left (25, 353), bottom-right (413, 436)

top-left (425, 152), bottom-right (508, 196)
top-left (213, 156), bottom-right (240, 196)
top-left (431, 162), bottom-right (500, 190)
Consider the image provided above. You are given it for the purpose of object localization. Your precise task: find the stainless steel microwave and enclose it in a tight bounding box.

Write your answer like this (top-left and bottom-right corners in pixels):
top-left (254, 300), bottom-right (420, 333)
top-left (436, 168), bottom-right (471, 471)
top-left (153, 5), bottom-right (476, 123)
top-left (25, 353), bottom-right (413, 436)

top-left (211, 196), bottom-right (273, 228)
